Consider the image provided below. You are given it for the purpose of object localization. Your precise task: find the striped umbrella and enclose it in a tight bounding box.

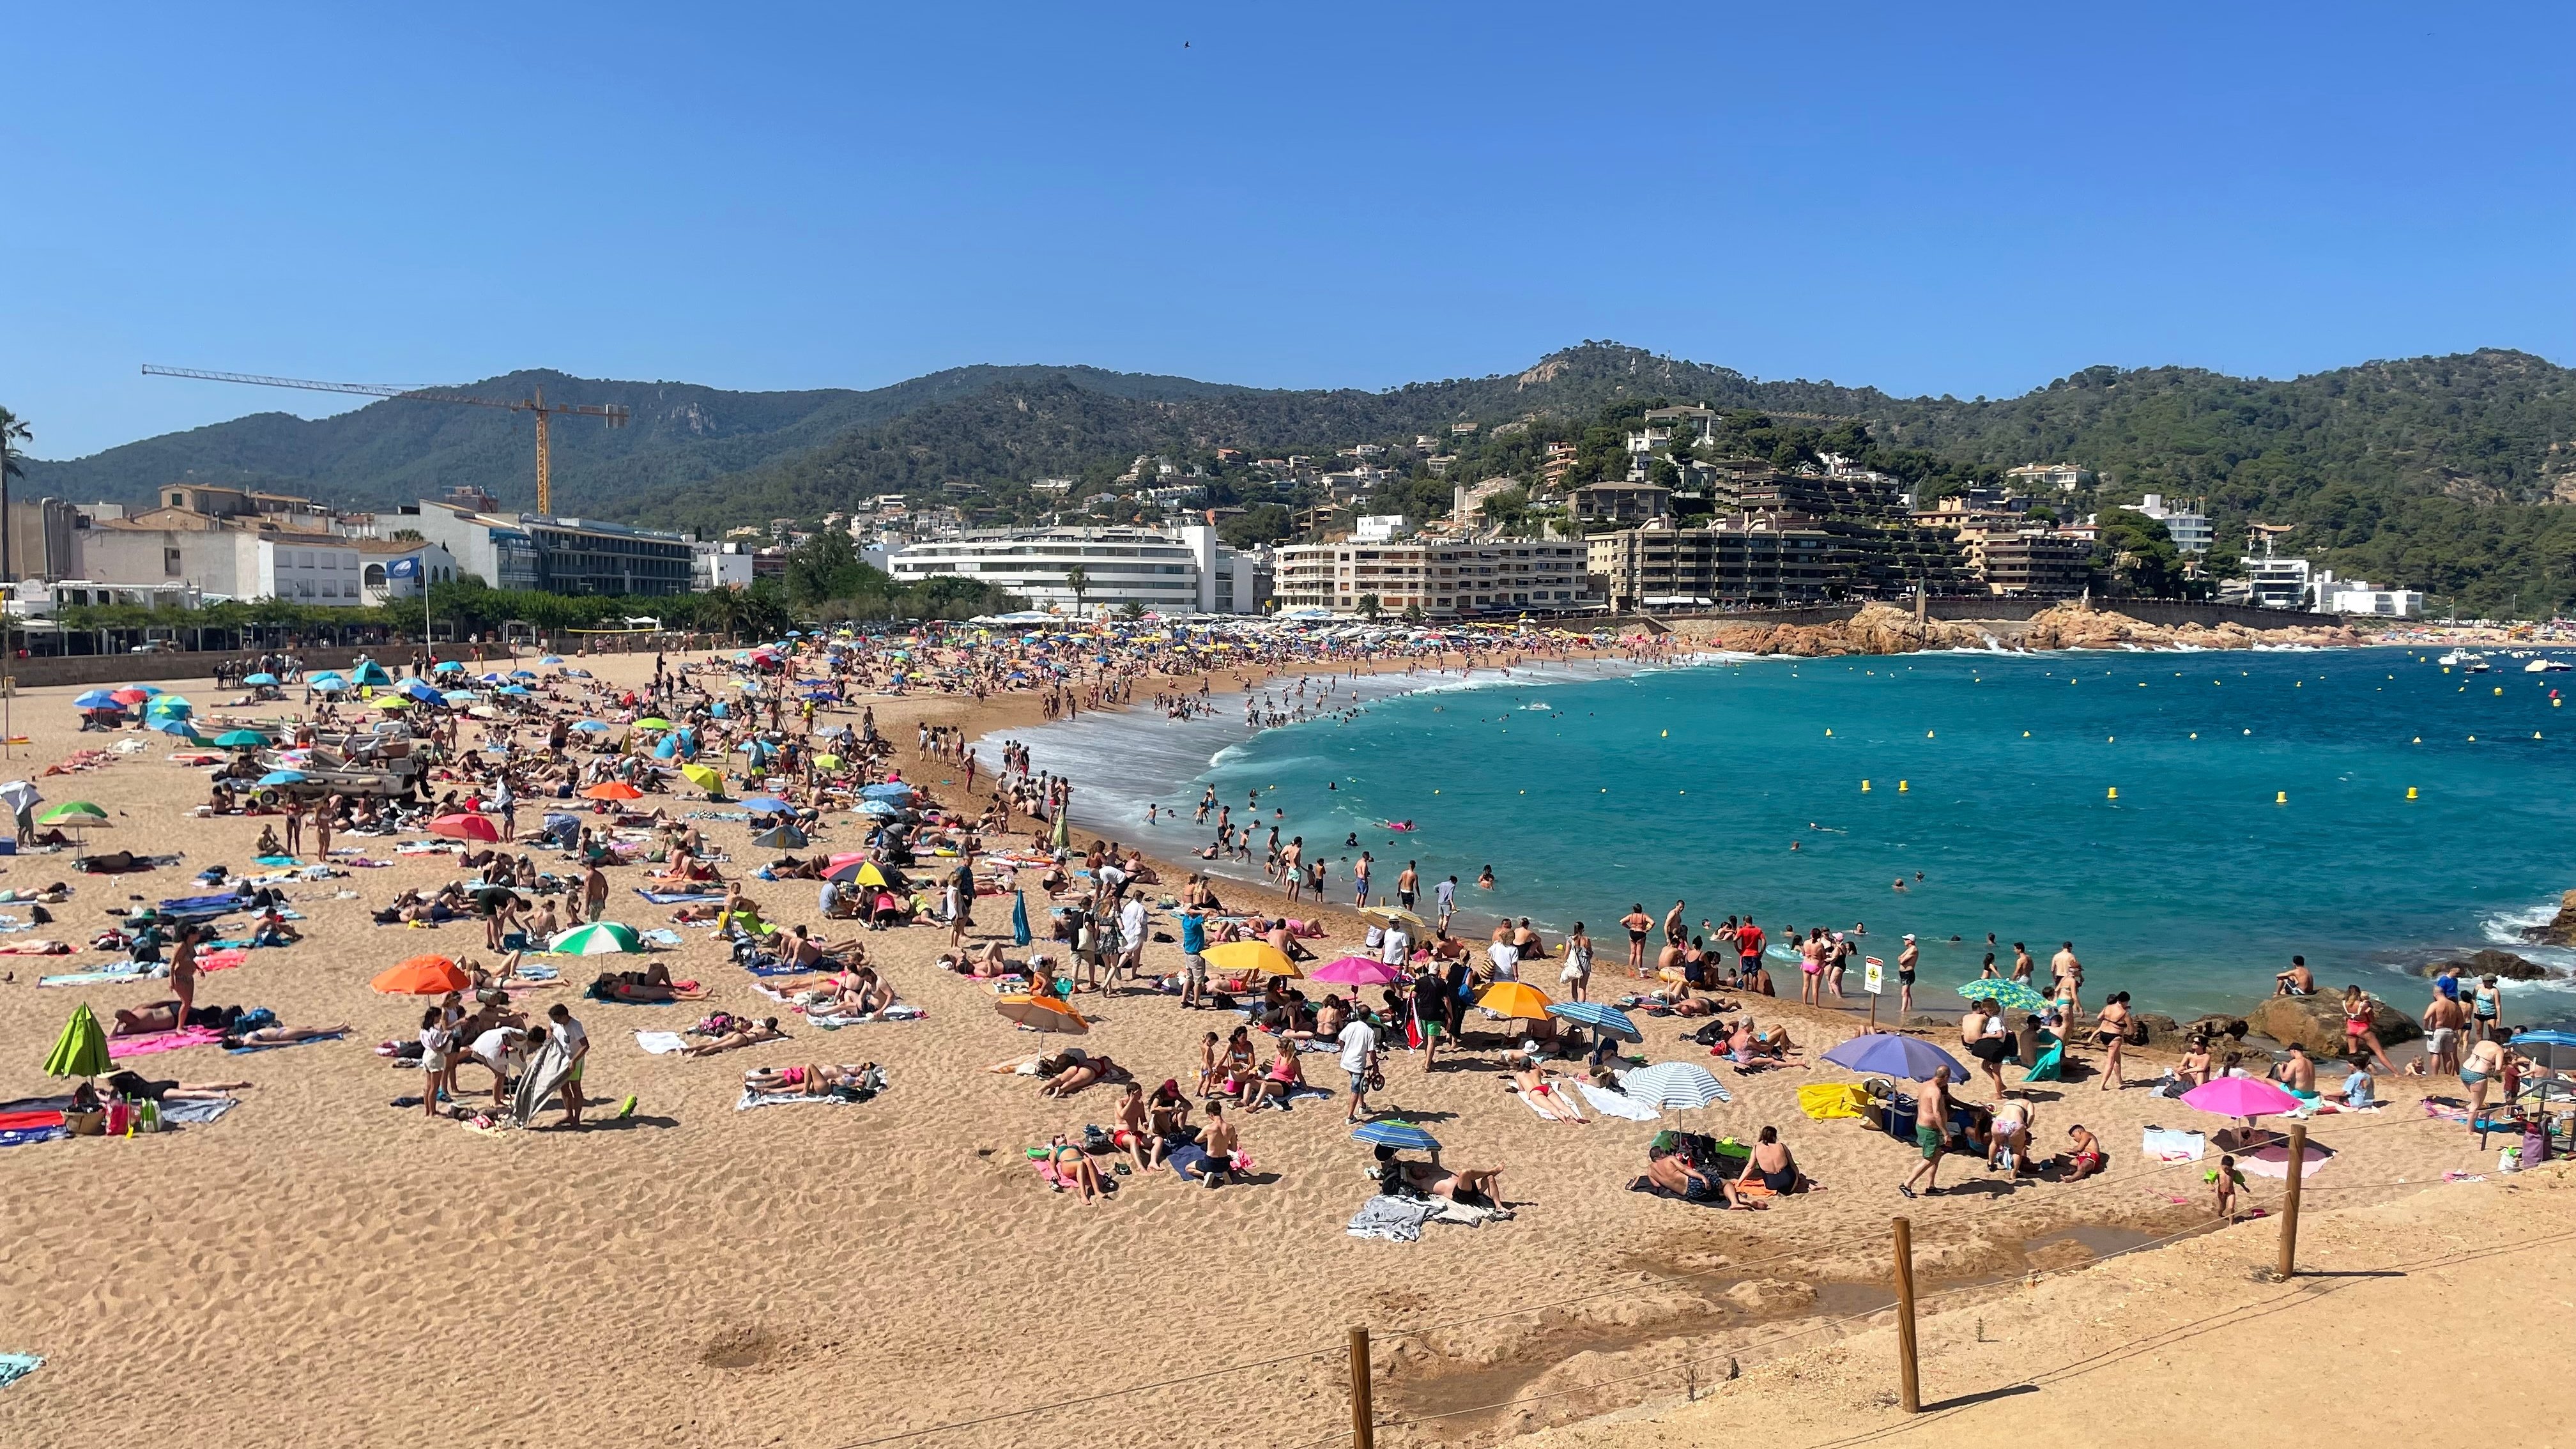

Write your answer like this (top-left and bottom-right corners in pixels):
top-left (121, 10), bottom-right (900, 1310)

top-left (1545, 1000), bottom-right (1642, 1042)
top-left (1350, 1119), bottom-right (1441, 1151)
top-left (548, 922), bottom-right (643, 955)
top-left (1958, 978), bottom-right (2048, 1013)
top-left (1621, 1061), bottom-right (1733, 1109)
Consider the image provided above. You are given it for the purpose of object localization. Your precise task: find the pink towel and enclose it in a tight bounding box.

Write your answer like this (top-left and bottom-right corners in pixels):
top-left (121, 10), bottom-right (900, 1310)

top-left (107, 1026), bottom-right (224, 1059)
top-left (197, 949), bottom-right (249, 972)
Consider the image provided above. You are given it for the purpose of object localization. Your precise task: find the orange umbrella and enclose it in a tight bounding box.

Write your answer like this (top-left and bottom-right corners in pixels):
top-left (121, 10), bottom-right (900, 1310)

top-left (994, 995), bottom-right (1089, 1034)
top-left (1476, 980), bottom-right (1554, 1022)
top-left (581, 781), bottom-right (643, 801)
top-left (429, 813), bottom-right (500, 843)
top-left (372, 954), bottom-right (470, 995)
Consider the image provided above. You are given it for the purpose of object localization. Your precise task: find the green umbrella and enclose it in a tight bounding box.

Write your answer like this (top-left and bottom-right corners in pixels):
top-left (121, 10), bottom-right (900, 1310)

top-left (45, 1002), bottom-right (109, 1080)
top-left (38, 802), bottom-right (107, 825)
top-left (213, 730), bottom-right (269, 749)
top-left (548, 921), bottom-right (644, 955)
top-left (1958, 977), bottom-right (2048, 1013)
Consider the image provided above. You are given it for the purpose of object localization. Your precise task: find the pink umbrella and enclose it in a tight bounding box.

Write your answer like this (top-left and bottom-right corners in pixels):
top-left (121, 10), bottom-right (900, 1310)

top-left (2179, 1077), bottom-right (2301, 1121)
top-left (1310, 955), bottom-right (1401, 987)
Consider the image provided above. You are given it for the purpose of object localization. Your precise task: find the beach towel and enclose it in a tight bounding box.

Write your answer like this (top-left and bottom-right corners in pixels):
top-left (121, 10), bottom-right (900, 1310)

top-left (2140, 1126), bottom-right (2206, 1162)
top-left (1579, 1084), bottom-right (1664, 1121)
top-left (156, 1097), bottom-right (240, 1125)
top-left (195, 949), bottom-right (249, 972)
top-left (38, 967), bottom-right (159, 988)
top-left (108, 1026), bottom-right (226, 1059)
top-left (1346, 1194), bottom-right (1442, 1243)
top-left (2421, 1098), bottom-right (2472, 1124)
top-left (733, 1087), bottom-right (875, 1110)
top-left (0, 1127), bottom-right (63, 1149)
top-left (636, 889), bottom-right (726, 905)
top-left (0, 1108), bottom-right (65, 1132)
top-left (634, 1031), bottom-right (690, 1055)
top-left (642, 928), bottom-right (685, 947)
top-left (1797, 1082), bottom-right (1869, 1121)
top-left (226, 1029), bottom-right (347, 1054)
top-left (0, 1354), bottom-right (43, 1389)
top-left (810, 1005), bottom-right (928, 1027)
top-left (2024, 1038), bottom-right (2064, 1083)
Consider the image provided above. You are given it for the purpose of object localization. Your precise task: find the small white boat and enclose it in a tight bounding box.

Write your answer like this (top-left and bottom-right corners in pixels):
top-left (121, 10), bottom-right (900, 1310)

top-left (2526, 658), bottom-right (2572, 673)
top-left (2439, 649), bottom-right (2470, 666)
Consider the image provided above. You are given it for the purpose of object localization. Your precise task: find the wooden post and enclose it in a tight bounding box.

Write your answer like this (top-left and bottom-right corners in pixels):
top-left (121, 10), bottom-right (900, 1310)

top-left (1892, 1216), bottom-right (1920, 1413)
top-left (1349, 1326), bottom-right (1375, 1449)
top-left (2274, 1124), bottom-right (2306, 1282)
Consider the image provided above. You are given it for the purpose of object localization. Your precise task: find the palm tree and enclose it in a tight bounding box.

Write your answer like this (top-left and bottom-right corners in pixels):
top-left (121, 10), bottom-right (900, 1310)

top-left (0, 405), bottom-right (28, 588)
top-left (1064, 565), bottom-right (1090, 617)
top-left (708, 585), bottom-right (757, 643)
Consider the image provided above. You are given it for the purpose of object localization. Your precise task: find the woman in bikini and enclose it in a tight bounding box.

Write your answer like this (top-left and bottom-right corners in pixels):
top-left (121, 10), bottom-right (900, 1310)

top-left (2092, 991), bottom-right (2135, 1091)
top-left (1736, 1126), bottom-right (1811, 1194)
top-left (2342, 985), bottom-right (2396, 1074)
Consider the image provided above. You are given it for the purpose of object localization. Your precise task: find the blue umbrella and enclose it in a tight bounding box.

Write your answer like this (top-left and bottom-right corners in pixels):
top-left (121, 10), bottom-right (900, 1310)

top-left (1011, 889), bottom-right (1031, 947)
top-left (241, 672), bottom-right (278, 686)
top-left (1351, 1120), bottom-right (1441, 1151)
top-left (307, 670), bottom-right (346, 684)
top-left (2510, 1029), bottom-right (2576, 1071)
top-left (477, 671), bottom-right (505, 684)
top-left (1821, 1034), bottom-right (1969, 1082)
top-left (73, 690), bottom-right (120, 710)
top-left (432, 660), bottom-right (465, 673)
top-left (441, 690), bottom-right (479, 705)
top-left (739, 796), bottom-right (793, 814)
top-left (1545, 1001), bottom-right (1642, 1042)
top-left (572, 720), bottom-right (611, 733)
top-left (311, 678), bottom-right (350, 693)
top-left (499, 684), bottom-right (530, 696)
top-left (397, 678), bottom-right (441, 702)
top-left (539, 655), bottom-right (565, 665)
top-left (542, 812), bottom-right (580, 829)
top-left (709, 702), bottom-right (729, 718)
top-left (149, 716), bottom-right (201, 739)
top-left (855, 799), bottom-right (901, 818)
top-left (510, 670), bottom-right (537, 679)
top-left (652, 736), bottom-right (678, 759)
top-left (258, 770), bottom-right (307, 786)
top-left (859, 782), bottom-right (914, 801)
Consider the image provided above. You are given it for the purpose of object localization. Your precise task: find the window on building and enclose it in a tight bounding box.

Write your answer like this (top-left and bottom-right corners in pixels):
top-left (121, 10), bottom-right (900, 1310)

top-left (163, 548), bottom-right (181, 576)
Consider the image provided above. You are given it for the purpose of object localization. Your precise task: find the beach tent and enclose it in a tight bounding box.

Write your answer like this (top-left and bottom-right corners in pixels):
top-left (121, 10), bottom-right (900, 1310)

top-left (372, 954), bottom-right (470, 995)
top-left (45, 1003), bottom-right (111, 1082)
top-left (350, 662), bottom-right (393, 687)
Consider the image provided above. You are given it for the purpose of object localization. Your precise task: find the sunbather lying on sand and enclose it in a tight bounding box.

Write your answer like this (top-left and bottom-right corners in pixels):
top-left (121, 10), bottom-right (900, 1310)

top-left (682, 1017), bottom-right (786, 1056)
top-left (1373, 1144), bottom-right (1503, 1201)
top-left (587, 965), bottom-right (705, 1002)
top-left (1510, 1064), bottom-right (1590, 1122)
top-left (224, 1023), bottom-right (349, 1049)
top-left (1038, 1050), bottom-right (1126, 1098)
top-left (742, 1062), bottom-right (879, 1096)
top-left (1036, 1136), bottom-right (1108, 1202)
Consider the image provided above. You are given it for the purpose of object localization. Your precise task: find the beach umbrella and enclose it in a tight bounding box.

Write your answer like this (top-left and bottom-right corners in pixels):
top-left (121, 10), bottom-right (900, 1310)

top-left (750, 823), bottom-right (809, 850)
top-left (43, 1002), bottom-right (110, 1081)
top-left (375, 698), bottom-right (412, 712)
top-left (2179, 1077), bottom-right (2302, 1122)
top-left (1011, 889), bottom-right (1031, 947)
top-left (1821, 1033), bottom-right (1969, 1082)
top-left (38, 801), bottom-right (106, 826)
top-left (0, 781), bottom-right (38, 815)
top-left (1620, 1061), bottom-right (1733, 1109)
top-left (1360, 905), bottom-right (1427, 930)
top-left (73, 689), bottom-right (121, 710)
top-left (634, 717), bottom-right (673, 731)
top-left (432, 660), bottom-right (465, 674)
top-left (149, 717), bottom-right (204, 740)
top-left (581, 781), bottom-right (643, 801)
top-left (1476, 980), bottom-right (1554, 1023)
top-left (498, 685), bottom-right (530, 697)
top-left (740, 796), bottom-right (793, 815)
top-left (1547, 1000), bottom-right (1643, 1042)
top-left (311, 677), bottom-right (350, 694)
top-left (1202, 940), bottom-right (1299, 978)
top-left (1351, 1119), bottom-right (1441, 1151)
top-left (441, 690), bottom-right (479, 705)
top-left (110, 687), bottom-right (155, 705)
top-left (813, 753), bottom-right (842, 770)
top-left (855, 799), bottom-right (901, 818)
top-left (372, 954), bottom-right (470, 995)
top-left (2508, 1029), bottom-right (2576, 1072)
top-left (858, 782), bottom-right (914, 801)
top-left (824, 857), bottom-right (891, 887)
top-left (213, 730), bottom-right (268, 749)
top-left (397, 678), bottom-right (441, 703)
top-left (241, 672), bottom-right (278, 686)
top-left (146, 696), bottom-right (193, 719)
top-left (548, 921), bottom-right (643, 955)
top-left (258, 770), bottom-right (307, 787)
top-left (428, 812), bottom-right (501, 843)
top-left (510, 670), bottom-right (536, 680)
top-left (1310, 955), bottom-right (1402, 987)
top-left (1958, 979), bottom-right (2048, 1013)
top-left (307, 671), bottom-right (346, 687)
top-left (679, 762), bottom-right (726, 796)
top-left (539, 654), bottom-right (565, 665)
top-left (571, 719), bottom-right (611, 734)
top-left (994, 994), bottom-right (1088, 1034)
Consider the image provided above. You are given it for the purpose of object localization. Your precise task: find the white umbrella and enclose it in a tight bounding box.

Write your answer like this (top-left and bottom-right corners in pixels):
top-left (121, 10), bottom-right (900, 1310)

top-left (0, 781), bottom-right (40, 815)
top-left (1621, 1061), bottom-right (1733, 1109)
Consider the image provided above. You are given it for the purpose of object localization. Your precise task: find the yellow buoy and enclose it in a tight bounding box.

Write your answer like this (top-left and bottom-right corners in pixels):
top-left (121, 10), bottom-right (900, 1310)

top-left (1824, 728), bottom-right (1832, 736)
top-left (2556, 699), bottom-right (2563, 707)
top-left (2469, 735), bottom-right (2477, 742)
top-left (2276, 791), bottom-right (2287, 804)
top-left (2189, 732), bottom-right (2198, 739)
top-left (2443, 666), bottom-right (2451, 673)
top-left (1926, 730), bottom-right (1935, 739)
top-left (2496, 687), bottom-right (2505, 696)
top-left (2412, 737), bottom-right (2421, 744)
top-left (2407, 786), bottom-right (2419, 799)
top-left (2022, 731), bottom-right (2030, 737)
top-left (1861, 780), bottom-right (1871, 792)
top-left (2107, 735), bottom-right (2115, 742)
top-left (1660, 729), bottom-right (1668, 737)
top-left (2106, 786), bottom-right (2119, 799)
top-left (1898, 780), bottom-right (1909, 792)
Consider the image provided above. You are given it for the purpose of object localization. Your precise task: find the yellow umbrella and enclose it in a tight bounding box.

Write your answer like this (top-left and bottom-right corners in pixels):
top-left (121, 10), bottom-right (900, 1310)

top-left (1477, 980), bottom-right (1554, 1022)
top-left (1202, 940), bottom-right (1299, 977)
top-left (678, 762), bottom-right (725, 795)
top-left (1361, 905), bottom-right (1427, 930)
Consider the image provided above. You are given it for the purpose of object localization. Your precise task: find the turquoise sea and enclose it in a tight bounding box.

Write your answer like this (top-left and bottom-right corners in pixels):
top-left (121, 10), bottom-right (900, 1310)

top-left (993, 647), bottom-right (2576, 1021)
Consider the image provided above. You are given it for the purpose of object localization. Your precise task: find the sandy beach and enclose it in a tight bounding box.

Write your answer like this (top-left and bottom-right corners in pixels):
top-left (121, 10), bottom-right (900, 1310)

top-left (0, 645), bottom-right (2543, 1449)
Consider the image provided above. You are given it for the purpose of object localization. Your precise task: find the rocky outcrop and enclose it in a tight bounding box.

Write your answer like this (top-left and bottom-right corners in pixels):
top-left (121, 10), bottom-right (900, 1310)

top-left (1684, 603), bottom-right (2000, 657)
top-left (2020, 604), bottom-right (2366, 651)
top-left (2522, 891), bottom-right (2576, 947)
top-left (1669, 601), bottom-right (2367, 658)
top-left (2182, 1014), bottom-right (2250, 1043)
top-left (2415, 947), bottom-right (2557, 981)
top-left (2246, 993), bottom-right (2421, 1055)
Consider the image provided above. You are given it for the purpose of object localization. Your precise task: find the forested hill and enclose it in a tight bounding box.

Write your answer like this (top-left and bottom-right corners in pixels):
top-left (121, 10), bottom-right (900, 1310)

top-left (22, 342), bottom-right (2576, 613)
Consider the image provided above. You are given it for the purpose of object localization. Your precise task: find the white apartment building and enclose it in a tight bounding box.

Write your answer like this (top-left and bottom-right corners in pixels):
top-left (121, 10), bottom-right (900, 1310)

top-left (79, 526), bottom-right (375, 606)
top-left (1272, 537), bottom-right (1596, 618)
top-left (2005, 463), bottom-right (2097, 493)
top-left (887, 525), bottom-right (1268, 615)
top-left (2121, 493), bottom-right (2214, 553)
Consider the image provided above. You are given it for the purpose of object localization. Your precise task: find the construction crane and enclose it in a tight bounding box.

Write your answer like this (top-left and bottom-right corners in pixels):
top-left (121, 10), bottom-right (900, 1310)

top-left (141, 364), bottom-right (629, 515)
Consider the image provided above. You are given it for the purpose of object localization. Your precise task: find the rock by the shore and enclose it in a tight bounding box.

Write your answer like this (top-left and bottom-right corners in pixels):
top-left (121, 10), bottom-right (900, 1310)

top-left (2182, 1014), bottom-right (2250, 1041)
top-left (1671, 601), bottom-right (2367, 658)
top-left (2131, 1013), bottom-right (2181, 1045)
top-left (2522, 891), bottom-right (2576, 947)
top-left (2414, 947), bottom-right (2557, 981)
top-left (2246, 993), bottom-right (2421, 1055)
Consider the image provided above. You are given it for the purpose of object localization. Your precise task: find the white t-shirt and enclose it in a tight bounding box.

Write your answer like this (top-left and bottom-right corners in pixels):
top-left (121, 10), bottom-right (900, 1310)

top-left (1338, 1020), bottom-right (1378, 1073)
top-left (1380, 928), bottom-right (1411, 966)
top-left (553, 1015), bottom-right (589, 1059)
top-left (470, 1027), bottom-right (519, 1068)
top-left (1488, 942), bottom-right (1520, 979)
top-left (1119, 899), bottom-right (1147, 950)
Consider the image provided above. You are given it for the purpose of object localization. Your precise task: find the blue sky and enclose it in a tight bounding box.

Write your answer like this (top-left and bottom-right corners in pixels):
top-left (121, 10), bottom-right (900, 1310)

top-left (6, 2), bottom-right (2570, 458)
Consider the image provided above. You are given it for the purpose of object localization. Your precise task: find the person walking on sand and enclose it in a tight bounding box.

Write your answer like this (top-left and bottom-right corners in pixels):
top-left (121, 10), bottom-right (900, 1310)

top-left (581, 860), bottom-right (609, 923)
top-left (1397, 861), bottom-right (1418, 911)
top-left (1620, 903), bottom-right (1654, 975)
top-left (2092, 990), bottom-right (2134, 1091)
top-left (1901, 1065), bottom-right (1952, 1198)
top-left (548, 1002), bottom-right (590, 1130)
top-left (1560, 923), bottom-right (1593, 1002)
top-left (1339, 1010), bottom-right (1379, 1124)
top-left (1896, 934), bottom-right (1919, 1015)
top-left (2050, 941), bottom-right (2083, 1021)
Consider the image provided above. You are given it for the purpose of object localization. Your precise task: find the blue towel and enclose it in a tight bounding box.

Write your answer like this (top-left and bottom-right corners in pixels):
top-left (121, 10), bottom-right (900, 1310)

top-left (0, 1353), bottom-right (42, 1387)
top-left (0, 1128), bottom-right (63, 1149)
top-left (635, 890), bottom-right (726, 905)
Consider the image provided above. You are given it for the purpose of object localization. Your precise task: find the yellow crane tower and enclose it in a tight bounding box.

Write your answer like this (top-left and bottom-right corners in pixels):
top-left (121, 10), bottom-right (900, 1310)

top-left (141, 364), bottom-right (628, 514)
